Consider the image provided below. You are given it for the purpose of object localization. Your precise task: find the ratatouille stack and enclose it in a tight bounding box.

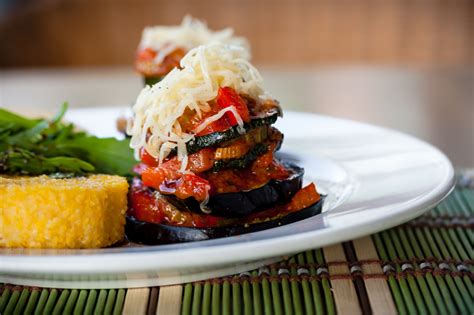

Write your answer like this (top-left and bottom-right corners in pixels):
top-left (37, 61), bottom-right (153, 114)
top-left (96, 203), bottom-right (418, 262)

top-left (117, 16), bottom-right (249, 133)
top-left (135, 16), bottom-right (249, 86)
top-left (126, 43), bottom-right (322, 244)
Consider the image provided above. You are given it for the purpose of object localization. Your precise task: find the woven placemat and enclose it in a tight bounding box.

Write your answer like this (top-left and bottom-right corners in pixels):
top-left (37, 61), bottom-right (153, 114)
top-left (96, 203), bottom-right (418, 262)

top-left (1, 173), bottom-right (473, 315)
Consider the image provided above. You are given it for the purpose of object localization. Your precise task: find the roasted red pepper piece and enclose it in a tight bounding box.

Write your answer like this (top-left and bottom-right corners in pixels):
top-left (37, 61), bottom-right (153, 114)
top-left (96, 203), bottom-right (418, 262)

top-left (142, 168), bottom-right (211, 202)
top-left (195, 87), bottom-right (251, 136)
top-left (196, 117), bottom-right (232, 136)
top-left (169, 173), bottom-right (211, 202)
top-left (135, 47), bottom-right (186, 77)
top-left (287, 183), bottom-right (320, 211)
top-left (129, 178), bottom-right (222, 228)
top-left (217, 86), bottom-right (250, 124)
top-left (136, 48), bottom-right (156, 63)
top-left (140, 148), bottom-right (158, 167)
top-left (128, 182), bottom-right (165, 224)
top-left (141, 148), bottom-right (214, 202)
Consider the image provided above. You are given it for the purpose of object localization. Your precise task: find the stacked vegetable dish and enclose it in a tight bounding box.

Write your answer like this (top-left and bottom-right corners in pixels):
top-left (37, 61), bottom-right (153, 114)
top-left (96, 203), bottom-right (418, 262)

top-left (135, 15), bottom-right (249, 86)
top-left (1, 16), bottom-right (323, 249)
top-left (125, 43), bottom-right (322, 244)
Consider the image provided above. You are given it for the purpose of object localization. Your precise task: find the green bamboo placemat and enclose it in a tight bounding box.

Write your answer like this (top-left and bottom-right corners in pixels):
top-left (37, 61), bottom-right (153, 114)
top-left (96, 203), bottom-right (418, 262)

top-left (1, 172), bottom-right (473, 315)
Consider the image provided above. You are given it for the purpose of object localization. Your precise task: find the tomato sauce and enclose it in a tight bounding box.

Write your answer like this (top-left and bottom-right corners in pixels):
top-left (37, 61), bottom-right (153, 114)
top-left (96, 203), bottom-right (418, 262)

top-left (204, 157), bottom-right (289, 194)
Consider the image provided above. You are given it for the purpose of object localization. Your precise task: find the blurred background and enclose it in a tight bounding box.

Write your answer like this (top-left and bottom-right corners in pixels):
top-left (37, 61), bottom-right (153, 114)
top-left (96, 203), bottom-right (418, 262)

top-left (1, 0), bottom-right (473, 67)
top-left (0, 0), bottom-right (473, 165)
top-left (1, 0), bottom-right (472, 67)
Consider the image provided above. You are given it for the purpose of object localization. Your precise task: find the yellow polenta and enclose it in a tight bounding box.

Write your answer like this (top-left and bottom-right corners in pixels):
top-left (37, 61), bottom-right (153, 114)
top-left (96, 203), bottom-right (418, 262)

top-left (0, 175), bottom-right (128, 249)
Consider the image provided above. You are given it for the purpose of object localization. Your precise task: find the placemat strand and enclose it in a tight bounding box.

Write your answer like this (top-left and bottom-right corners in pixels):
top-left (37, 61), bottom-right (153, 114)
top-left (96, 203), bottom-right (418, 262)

top-left (324, 244), bottom-right (361, 314)
top-left (352, 237), bottom-right (397, 315)
top-left (1, 173), bottom-right (473, 315)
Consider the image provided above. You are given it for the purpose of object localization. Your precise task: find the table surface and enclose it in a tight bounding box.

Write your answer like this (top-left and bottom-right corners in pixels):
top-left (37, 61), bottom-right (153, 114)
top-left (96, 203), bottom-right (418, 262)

top-left (1, 173), bottom-right (473, 314)
top-left (0, 66), bottom-right (473, 166)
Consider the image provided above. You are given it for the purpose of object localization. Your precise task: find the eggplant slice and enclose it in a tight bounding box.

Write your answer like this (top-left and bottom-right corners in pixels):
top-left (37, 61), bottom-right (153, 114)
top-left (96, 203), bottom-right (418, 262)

top-left (180, 162), bottom-right (304, 217)
top-left (126, 197), bottom-right (323, 245)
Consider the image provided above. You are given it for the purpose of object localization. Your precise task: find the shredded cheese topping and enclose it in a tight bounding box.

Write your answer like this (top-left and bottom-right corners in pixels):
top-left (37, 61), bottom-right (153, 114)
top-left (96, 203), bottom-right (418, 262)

top-left (127, 43), bottom-right (270, 171)
top-left (139, 15), bottom-right (250, 64)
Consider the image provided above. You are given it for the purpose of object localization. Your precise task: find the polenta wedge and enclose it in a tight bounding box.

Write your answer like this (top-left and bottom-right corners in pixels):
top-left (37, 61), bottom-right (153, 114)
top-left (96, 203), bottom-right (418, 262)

top-left (0, 175), bottom-right (129, 249)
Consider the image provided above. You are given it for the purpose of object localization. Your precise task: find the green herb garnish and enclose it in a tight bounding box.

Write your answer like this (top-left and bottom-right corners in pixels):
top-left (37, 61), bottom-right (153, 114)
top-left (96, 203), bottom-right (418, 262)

top-left (0, 103), bottom-right (136, 176)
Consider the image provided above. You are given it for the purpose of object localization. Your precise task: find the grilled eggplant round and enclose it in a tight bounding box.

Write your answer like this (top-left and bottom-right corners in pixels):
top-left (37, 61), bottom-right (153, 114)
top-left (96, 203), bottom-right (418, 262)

top-left (179, 163), bottom-right (304, 217)
top-left (126, 198), bottom-right (323, 245)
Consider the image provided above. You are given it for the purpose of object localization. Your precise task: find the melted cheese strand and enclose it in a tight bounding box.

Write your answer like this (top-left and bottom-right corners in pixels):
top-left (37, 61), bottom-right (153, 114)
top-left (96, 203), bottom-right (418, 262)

top-left (200, 193), bottom-right (212, 214)
top-left (139, 15), bottom-right (250, 64)
top-left (128, 43), bottom-right (269, 168)
top-left (193, 106), bottom-right (244, 135)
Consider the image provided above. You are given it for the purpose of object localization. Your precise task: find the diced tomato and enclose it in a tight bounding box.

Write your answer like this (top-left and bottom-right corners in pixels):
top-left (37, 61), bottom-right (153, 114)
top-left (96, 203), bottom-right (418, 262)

top-left (142, 166), bottom-right (180, 188)
top-left (187, 148), bottom-right (215, 172)
top-left (135, 47), bottom-right (186, 77)
top-left (136, 47), bottom-right (157, 62)
top-left (193, 214), bottom-right (221, 228)
top-left (142, 148), bottom-right (214, 176)
top-left (251, 151), bottom-right (273, 171)
top-left (217, 87), bottom-right (250, 124)
top-left (268, 159), bottom-right (291, 180)
top-left (140, 148), bottom-right (158, 167)
top-left (142, 167), bottom-right (211, 202)
top-left (180, 105), bottom-right (231, 136)
top-left (196, 117), bottom-right (232, 136)
top-left (173, 174), bottom-right (211, 202)
top-left (188, 87), bottom-right (250, 136)
top-left (141, 149), bottom-right (214, 202)
top-left (179, 108), bottom-right (208, 133)
top-left (128, 182), bottom-right (165, 224)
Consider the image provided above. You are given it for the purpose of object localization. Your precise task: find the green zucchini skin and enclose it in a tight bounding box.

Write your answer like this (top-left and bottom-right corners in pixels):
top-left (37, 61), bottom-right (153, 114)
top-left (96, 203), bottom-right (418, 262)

top-left (186, 109), bottom-right (280, 154)
top-left (211, 128), bottom-right (283, 172)
top-left (212, 143), bottom-right (267, 171)
top-left (144, 76), bottom-right (163, 86)
top-left (125, 198), bottom-right (323, 245)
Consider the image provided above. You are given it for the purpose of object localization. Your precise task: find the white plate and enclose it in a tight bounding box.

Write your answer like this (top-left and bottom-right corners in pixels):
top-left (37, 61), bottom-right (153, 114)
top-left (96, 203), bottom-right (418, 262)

top-left (0, 107), bottom-right (454, 288)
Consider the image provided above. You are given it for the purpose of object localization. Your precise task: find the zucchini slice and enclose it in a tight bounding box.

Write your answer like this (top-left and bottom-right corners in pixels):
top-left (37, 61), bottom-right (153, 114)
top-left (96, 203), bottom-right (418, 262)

top-left (212, 143), bottom-right (267, 171)
top-left (144, 76), bottom-right (163, 86)
top-left (212, 126), bottom-right (282, 171)
top-left (186, 109), bottom-right (280, 154)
